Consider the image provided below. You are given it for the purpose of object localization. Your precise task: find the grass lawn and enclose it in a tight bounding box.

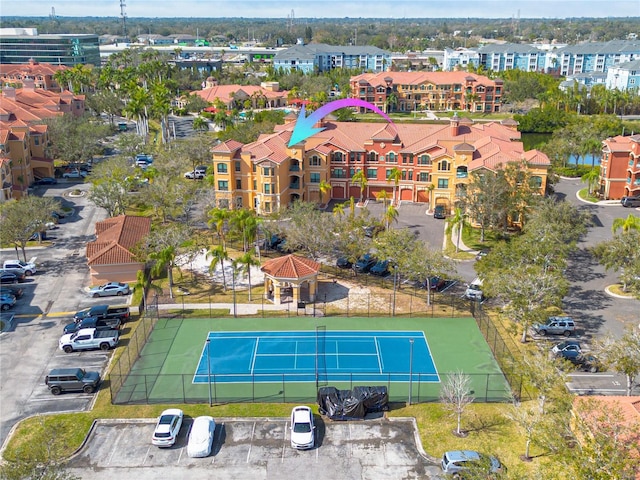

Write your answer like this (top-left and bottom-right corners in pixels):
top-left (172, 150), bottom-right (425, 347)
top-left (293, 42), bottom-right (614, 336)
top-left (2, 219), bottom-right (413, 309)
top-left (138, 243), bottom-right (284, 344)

top-left (577, 188), bottom-right (599, 203)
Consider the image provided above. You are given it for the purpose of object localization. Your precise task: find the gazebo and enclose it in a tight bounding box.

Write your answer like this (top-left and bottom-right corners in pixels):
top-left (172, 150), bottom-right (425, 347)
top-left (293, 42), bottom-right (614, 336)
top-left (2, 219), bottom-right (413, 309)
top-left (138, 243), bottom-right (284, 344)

top-left (261, 254), bottom-right (321, 305)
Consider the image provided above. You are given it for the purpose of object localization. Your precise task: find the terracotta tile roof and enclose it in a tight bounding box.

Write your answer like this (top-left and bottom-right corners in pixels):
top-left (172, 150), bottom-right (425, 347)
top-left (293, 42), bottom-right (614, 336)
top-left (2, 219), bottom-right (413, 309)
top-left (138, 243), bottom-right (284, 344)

top-left (603, 135), bottom-right (634, 153)
top-left (261, 254), bottom-right (321, 279)
top-left (191, 84), bottom-right (289, 104)
top-left (224, 116), bottom-right (548, 173)
top-left (0, 62), bottom-right (68, 77)
top-left (352, 71), bottom-right (501, 88)
top-left (212, 139), bottom-right (243, 154)
top-left (87, 215), bottom-right (151, 266)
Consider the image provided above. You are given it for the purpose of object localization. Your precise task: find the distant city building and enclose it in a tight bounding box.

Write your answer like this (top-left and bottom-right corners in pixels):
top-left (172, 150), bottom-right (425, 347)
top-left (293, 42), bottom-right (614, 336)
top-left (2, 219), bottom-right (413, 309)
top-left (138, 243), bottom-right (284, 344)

top-left (350, 71), bottom-right (503, 113)
top-left (273, 43), bottom-right (391, 73)
top-left (606, 59), bottom-right (640, 91)
top-left (0, 28), bottom-right (100, 67)
top-left (556, 40), bottom-right (640, 77)
top-left (442, 48), bottom-right (480, 71)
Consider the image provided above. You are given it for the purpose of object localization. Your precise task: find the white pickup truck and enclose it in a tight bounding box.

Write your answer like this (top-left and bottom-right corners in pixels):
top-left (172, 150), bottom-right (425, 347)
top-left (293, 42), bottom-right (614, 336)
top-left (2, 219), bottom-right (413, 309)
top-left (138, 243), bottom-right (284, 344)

top-left (59, 328), bottom-right (119, 353)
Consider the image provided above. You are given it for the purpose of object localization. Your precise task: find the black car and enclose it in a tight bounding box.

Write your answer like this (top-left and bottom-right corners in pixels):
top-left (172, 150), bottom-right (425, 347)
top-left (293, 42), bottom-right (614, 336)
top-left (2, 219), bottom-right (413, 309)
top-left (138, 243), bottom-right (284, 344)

top-left (0, 272), bottom-right (20, 284)
top-left (433, 205), bottom-right (446, 219)
top-left (0, 285), bottom-right (24, 298)
top-left (621, 196), bottom-right (640, 207)
top-left (336, 257), bottom-right (352, 269)
top-left (34, 177), bottom-right (57, 186)
top-left (354, 254), bottom-right (376, 273)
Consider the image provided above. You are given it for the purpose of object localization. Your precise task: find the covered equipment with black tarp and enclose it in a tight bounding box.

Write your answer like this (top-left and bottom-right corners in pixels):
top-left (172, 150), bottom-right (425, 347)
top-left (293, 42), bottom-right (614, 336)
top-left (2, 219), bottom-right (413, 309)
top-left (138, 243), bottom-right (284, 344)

top-left (317, 386), bottom-right (388, 420)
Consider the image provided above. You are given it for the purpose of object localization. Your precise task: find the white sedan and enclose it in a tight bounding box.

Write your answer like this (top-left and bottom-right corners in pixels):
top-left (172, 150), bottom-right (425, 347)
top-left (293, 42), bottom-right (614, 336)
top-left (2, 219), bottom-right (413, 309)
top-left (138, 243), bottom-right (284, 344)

top-left (187, 416), bottom-right (216, 457)
top-left (152, 409), bottom-right (183, 447)
top-left (86, 282), bottom-right (130, 298)
top-left (290, 406), bottom-right (315, 449)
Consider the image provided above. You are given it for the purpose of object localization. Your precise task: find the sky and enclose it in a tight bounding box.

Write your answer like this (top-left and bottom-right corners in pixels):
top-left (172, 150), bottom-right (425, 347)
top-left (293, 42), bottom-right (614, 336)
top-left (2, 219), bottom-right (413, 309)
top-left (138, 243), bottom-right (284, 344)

top-left (2, 0), bottom-right (639, 18)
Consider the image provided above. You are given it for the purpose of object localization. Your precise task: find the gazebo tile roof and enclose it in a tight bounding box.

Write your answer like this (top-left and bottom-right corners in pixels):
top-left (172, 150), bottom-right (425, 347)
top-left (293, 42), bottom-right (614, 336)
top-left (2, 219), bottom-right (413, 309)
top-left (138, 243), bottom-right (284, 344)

top-left (261, 254), bottom-right (321, 279)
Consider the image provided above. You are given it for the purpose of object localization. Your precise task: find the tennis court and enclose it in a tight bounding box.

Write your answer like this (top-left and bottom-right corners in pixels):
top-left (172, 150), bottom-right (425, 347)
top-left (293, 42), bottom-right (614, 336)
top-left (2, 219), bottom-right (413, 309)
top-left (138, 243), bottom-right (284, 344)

top-left (112, 316), bottom-right (512, 404)
top-left (193, 330), bottom-right (438, 383)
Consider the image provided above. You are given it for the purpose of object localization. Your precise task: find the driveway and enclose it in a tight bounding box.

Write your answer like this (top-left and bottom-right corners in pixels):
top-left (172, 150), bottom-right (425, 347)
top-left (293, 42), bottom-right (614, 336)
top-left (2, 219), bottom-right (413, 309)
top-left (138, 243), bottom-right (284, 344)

top-left (0, 183), bottom-right (120, 446)
top-left (65, 417), bottom-right (443, 480)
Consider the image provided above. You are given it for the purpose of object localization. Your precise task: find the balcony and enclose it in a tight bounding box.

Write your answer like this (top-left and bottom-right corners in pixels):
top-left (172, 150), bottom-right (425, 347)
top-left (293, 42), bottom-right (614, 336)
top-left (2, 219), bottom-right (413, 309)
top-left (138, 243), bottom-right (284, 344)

top-left (289, 182), bottom-right (301, 190)
top-left (331, 172), bottom-right (347, 179)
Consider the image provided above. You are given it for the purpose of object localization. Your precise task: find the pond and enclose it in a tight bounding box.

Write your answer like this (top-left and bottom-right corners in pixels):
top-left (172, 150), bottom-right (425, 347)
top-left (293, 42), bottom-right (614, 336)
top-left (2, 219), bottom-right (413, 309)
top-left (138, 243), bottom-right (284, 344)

top-left (521, 133), bottom-right (601, 166)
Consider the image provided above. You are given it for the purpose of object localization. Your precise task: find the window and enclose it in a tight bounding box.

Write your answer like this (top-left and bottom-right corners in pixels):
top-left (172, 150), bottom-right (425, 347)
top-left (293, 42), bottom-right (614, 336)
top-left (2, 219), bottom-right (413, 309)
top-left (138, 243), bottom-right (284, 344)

top-left (530, 176), bottom-right (543, 189)
top-left (309, 155), bottom-right (321, 166)
top-left (236, 179), bottom-right (242, 189)
top-left (252, 163), bottom-right (257, 172)
top-left (218, 180), bottom-right (229, 191)
top-left (438, 160), bottom-right (451, 171)
top-left (235, 161), bottom-right (241, 172)
top-left (264, 183), bottom-right (271, 194)
top-left (217, 163), bottom-right (228, 173)
top-left (310, 172), bottom-right (320, 183)
top-left (368, 151), bottom-right (377, 162)
top-left (263, 167), bottom-right (274, 176)
top-left (418, 154), bottom-right (430, 165)
top-left (408, 170), bottom-right (413, 180)
top-left (385, 169), bottom-right (393, 179)
top-left (419, 172), bottom-right (429, 182)
top-left (437, 178), bottom-right (449, 189)
top-left (263, 202), bottom-right (271, 213)
top-left (253, 180), bottom-right (257, 190)
top-left (235, 197), bottom-right (243, 208)
top-left (367, 168), bottom-right (377, 179)
top-left (387, 152), bottom-right (397, 163)
top-left (333, 152), bottom-right (344, 162)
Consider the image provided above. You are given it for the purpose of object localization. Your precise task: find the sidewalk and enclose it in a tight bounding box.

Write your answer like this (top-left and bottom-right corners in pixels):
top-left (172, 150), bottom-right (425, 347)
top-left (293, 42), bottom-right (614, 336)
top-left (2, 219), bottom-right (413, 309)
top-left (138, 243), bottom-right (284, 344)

top-left (151, 301), bottom-right (298, 316)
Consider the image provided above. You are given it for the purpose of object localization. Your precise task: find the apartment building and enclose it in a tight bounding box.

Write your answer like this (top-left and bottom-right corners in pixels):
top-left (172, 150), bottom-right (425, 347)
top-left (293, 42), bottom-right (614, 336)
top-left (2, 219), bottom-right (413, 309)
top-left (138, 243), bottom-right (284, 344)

top-left (476, 43), bottom-right (551, 72)
top-left (273, 43), bottom-right (391, 74)
top-left (210, 114), bottom-right (550, 216)
top-left (0, 59), bottom-right (67, 92)
top-left (0, 81), bottom-right (85, 199)
top-left (557, 40), bottom-right (640, 77)
top-left (350, 71), bottom-right (503, 114)
top-left (599, 134), bottom-right (640, 200)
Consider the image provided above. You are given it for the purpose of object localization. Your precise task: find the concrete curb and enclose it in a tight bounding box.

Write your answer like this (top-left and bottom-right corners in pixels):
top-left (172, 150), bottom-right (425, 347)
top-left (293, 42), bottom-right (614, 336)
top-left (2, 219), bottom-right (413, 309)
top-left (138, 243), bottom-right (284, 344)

top-left (604, 285), bottom-right (638, 299)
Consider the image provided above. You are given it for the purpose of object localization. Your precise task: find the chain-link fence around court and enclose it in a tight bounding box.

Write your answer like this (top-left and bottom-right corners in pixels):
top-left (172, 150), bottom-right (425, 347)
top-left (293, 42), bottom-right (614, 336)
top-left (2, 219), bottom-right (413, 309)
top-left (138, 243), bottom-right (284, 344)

top-left (109, 287), bottom-right (530, 405)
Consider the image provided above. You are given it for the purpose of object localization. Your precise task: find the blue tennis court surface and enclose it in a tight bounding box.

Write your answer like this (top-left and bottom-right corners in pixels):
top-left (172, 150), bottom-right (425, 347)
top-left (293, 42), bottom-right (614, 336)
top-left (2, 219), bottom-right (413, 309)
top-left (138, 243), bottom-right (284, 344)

top-left (193, 330), bottom-right (439, 383)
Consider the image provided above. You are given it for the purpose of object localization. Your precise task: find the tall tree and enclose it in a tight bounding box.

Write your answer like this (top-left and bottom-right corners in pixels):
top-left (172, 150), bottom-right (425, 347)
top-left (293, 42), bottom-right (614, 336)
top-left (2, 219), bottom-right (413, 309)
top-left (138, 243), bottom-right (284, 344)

top-left (439, 371), bottom-right (474, 436)
top-left (594, 325), bottom-right (640, 396)
top-left (445, 207), bottom-right (466, 253)
top-left (386, 167), bottom-right (402, 206)
top-left (318, 180), bottom-right (331, 207)
top-left (207, 244), bottom-right (229, 292)
top-left (612, 214), bottom-right (640, 234)
top-left (235, 251), bottom-right (260, 301)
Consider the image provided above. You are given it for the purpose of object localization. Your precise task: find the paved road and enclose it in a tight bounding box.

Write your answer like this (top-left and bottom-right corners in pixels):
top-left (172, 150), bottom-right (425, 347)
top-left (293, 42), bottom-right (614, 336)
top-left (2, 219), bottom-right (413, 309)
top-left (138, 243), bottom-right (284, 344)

top-left (553, 178), bottom-right (640, 340)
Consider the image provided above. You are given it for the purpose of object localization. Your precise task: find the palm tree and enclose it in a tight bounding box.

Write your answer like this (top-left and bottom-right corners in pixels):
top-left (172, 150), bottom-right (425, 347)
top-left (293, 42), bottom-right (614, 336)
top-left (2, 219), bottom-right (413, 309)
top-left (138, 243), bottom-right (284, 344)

top-left (149, 245), bottom-right (177, 299)
top-left (612, 214), bottom-right (640, 235)
top-left (351, 170), bottom-right (368, 205)
top-left (208, 207), bottom-right (231, 248)
top-left (387, 167), bottom-right (402, 206)
top-left (382, 204), bottom-right (399, 230)
top-left (318, 180), bottom-right (331, 207)
top-left (230, 209), bottom-right (259, 252)
top-left (581, 167), bottom-right (600, 196)
top-left (333, 202), bottom-right (346, 217)
top-left (446, 207), bottom-right (466, 253)
top-left (207, 244), bottom-right (229, 291)
top-left (192, 116), bottom-right (209, 132)
top-left (375, 189), bottom-right (390, 208)
top-left (236, 251), bottom-right (261, 301)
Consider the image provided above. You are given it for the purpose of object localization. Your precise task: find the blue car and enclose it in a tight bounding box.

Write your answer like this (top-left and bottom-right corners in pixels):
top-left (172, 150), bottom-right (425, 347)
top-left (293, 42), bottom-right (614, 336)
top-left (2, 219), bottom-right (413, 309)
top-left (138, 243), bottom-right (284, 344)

top-left (370, 260), bottom-right (390, 276)
top-left (354, 254), bottom-right (376, 273)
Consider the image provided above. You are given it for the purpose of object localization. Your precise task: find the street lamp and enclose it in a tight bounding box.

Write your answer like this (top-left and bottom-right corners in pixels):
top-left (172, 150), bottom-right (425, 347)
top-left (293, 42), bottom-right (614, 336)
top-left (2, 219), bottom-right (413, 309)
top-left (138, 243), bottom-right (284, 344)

top-left (408, 338), bottom-right (414, 405)
top-left (206, 338), bottom-right (212, 407)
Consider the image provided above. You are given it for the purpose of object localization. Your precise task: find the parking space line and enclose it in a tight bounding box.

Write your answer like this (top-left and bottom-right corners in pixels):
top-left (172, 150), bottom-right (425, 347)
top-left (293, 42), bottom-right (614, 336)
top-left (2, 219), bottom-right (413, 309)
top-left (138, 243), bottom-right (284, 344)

top-left (316, 446), bottom-right (319, 463)
top-left (106, 430), bottom-right (123, 466)
top-left (348, 423), bottom-right (352, 458)
top-left (176, 446), bottom-right (184, 465)
top-left (281, 421), bottom-right (288, 463)
top-left (246, 421), bottom-right (256, 463)
top-left (142, 445), bottom-right (152, 466)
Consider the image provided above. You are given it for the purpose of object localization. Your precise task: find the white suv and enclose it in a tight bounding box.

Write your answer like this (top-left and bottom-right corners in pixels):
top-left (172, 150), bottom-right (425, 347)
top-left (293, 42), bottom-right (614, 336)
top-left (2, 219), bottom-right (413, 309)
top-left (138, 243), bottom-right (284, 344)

top-left (3, 258), bottom-right (37, 275)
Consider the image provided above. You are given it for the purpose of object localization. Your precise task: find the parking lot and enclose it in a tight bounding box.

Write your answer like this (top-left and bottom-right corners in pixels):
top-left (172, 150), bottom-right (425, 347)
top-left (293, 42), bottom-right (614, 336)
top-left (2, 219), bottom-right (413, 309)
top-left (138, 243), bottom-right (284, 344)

top-left (66, 417), bottom-right (443, 480)
top-left (0, 182), bottom-right (125, 445)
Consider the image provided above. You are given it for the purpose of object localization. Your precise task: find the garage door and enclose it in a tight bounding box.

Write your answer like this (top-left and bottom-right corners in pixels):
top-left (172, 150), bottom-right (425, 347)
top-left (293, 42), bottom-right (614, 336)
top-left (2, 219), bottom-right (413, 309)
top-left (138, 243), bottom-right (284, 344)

top-left (400, 188), bottom-right (413, 201)
top-left (332, 185), bottom-right (346, 200)
top-left (349, 186), bottom-right (362, 199)
top-left (416, 191), bottom-right (429, 203)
